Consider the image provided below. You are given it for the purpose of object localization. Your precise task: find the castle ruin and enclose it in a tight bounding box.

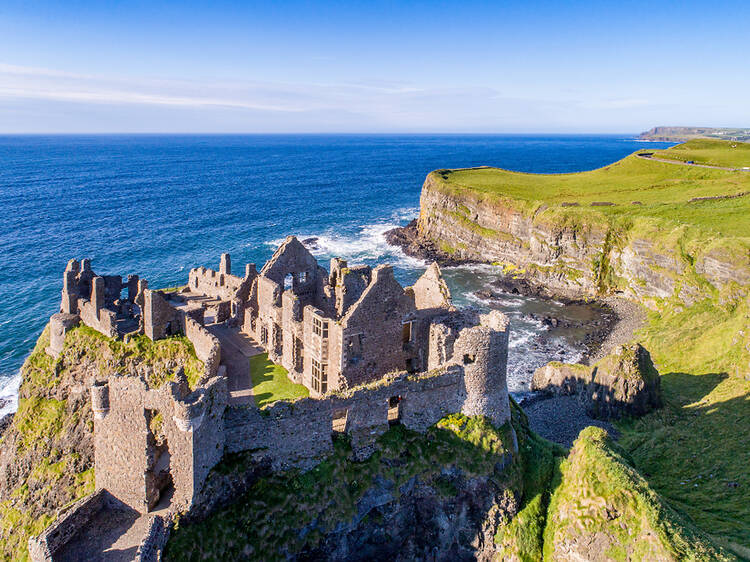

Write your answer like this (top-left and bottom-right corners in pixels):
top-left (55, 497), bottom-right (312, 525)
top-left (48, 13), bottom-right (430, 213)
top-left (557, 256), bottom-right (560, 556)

top-left (30, 236), bottom-right (513, 561)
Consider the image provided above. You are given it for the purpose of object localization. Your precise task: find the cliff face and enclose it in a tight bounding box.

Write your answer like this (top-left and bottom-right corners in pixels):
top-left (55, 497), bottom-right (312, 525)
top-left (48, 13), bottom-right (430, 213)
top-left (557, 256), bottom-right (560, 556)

top-left (417, 174), bottom-right (602, 298)
top-left (416, 173), bottom-right (748, 304)
top-left (409, 173), bottom-right (750, 382)
top-left (418, 172), bottom-right (741, 299)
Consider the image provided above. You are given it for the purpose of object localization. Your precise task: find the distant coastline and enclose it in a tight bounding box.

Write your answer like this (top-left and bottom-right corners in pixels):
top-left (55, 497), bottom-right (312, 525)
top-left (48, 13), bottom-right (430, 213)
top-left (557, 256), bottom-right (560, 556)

top-left (640, 125), bottom-right (750, 142)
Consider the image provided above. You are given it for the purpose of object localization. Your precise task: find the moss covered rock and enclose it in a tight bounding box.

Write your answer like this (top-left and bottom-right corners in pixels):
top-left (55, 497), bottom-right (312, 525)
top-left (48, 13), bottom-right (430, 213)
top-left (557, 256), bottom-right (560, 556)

top-left (543, 426), bottom-right (735, 561)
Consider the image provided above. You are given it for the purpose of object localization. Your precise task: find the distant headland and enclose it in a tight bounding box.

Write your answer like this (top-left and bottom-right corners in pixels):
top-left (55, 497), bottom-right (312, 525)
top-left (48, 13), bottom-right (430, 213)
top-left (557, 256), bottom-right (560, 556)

top-left (640, 125), bottom-right (750, 142)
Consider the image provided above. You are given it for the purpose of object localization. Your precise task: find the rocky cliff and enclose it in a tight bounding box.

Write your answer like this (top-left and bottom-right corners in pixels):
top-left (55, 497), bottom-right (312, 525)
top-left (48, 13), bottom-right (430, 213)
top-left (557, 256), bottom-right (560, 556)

top-left (390, 168), bottom-right (750, 379)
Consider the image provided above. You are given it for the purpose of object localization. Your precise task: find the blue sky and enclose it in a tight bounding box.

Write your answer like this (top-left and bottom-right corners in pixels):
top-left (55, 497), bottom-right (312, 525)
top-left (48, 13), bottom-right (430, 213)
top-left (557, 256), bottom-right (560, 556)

top-left (0, 0), bottom-right (748, 133)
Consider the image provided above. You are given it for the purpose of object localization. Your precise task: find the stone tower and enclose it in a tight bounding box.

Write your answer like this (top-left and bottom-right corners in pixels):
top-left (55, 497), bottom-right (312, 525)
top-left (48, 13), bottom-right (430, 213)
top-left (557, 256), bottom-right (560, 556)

top-left (455, 310), bottom-right (511, 427)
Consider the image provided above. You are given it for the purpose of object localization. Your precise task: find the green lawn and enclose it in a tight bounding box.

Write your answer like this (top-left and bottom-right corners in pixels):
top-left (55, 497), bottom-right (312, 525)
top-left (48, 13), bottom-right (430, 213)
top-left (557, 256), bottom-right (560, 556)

top-left (651, 139), bottom-right (750, 169)
top-left (249, 353), bottom-right (308, 407)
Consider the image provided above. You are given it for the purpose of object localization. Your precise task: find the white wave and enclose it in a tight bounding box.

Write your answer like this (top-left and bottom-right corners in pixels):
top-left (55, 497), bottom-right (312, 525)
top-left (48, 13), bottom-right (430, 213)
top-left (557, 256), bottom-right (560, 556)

top-left (0, 372), bottom-right (21, 417)
top-left (266, 207), bottom-right (425, 270)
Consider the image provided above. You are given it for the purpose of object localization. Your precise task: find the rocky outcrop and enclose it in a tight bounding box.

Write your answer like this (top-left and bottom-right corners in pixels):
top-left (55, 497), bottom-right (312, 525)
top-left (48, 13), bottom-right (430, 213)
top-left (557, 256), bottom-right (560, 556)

top-left (301, 472), bottom-right (518, 561)
top-left (531, 344), bottom-right (662, 420)
top-left (531, 362), bottom-right (590, 396)
top-left (0, 325), bottom-right (204, 561)
top-left (586, 343), bottom-right (662, 419)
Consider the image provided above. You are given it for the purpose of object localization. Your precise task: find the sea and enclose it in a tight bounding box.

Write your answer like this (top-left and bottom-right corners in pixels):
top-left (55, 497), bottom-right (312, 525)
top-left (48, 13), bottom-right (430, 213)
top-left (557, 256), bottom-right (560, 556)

top-left (0, 134), bottom-right (674, 415)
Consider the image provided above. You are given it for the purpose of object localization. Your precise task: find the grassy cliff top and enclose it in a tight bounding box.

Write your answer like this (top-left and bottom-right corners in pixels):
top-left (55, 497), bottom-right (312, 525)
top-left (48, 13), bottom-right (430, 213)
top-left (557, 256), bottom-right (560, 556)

top-left (650, 139), bottom-right (750, 168)
top-left (430, 140), bottom-right (750, 237)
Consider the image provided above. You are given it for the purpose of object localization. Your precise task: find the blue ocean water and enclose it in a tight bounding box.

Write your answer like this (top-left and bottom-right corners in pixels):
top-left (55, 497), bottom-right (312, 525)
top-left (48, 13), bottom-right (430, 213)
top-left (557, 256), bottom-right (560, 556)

top-left (0, 134), bottom-right (673, 412)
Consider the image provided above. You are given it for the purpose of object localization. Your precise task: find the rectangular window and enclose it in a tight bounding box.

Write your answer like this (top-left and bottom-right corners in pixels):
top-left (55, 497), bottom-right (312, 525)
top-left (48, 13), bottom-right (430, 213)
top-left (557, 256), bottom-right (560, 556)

top-left (387, 396), bottom-right (401, 425)
top-left (294, 337), bottom-right (304, 372)
top-left (260, 325), bottom-right (268, 345)
top-left (402, 321), bottom-right (413, 344)
top-left (313, 316), bottom-right (329, 338)
top-left (312, 359), bottom-right (328, 394)
top-left (346, 333), bottom-right (364, 365)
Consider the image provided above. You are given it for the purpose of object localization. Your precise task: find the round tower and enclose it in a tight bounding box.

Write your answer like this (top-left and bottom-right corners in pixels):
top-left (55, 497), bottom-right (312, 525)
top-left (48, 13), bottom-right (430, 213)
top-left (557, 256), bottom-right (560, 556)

top-left (91, 381), bottom-right (110, 420)
top-left (457, 310), bottom-right (511, 427)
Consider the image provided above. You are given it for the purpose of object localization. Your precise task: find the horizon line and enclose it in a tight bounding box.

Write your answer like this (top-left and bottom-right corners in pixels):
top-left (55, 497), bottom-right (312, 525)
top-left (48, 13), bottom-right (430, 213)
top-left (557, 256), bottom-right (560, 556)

top-left (0, 131), bottom-right (644, 137)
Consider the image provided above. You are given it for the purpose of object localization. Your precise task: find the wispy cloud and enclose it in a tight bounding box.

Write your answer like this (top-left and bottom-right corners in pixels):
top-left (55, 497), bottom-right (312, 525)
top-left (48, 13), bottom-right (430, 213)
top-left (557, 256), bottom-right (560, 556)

top-left (0, 62), bottom-right (675, 133)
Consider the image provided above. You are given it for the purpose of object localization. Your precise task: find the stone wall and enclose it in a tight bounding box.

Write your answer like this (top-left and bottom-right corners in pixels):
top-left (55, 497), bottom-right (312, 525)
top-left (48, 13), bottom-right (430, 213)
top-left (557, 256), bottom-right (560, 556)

top-left (46, 313), bottom-right (79, 358)
top-left (224, 366), bottom-right (467, 470)
top-left (143, 289), bottom-right (181, 340)
top-left (93, 377), bottom-right (152, 512)
top-left (27, 489), bottom-right (109, 562)
top-left (183, 317), bottom-right (221, 380)
top-left (93, 374), bottom-right (228, 514)
top-left (134, 515), bottom-right (171, 562)
top-left (336, 265), bottom-right (415, 389)
top-left (188, 266), bottom-right (247, 303)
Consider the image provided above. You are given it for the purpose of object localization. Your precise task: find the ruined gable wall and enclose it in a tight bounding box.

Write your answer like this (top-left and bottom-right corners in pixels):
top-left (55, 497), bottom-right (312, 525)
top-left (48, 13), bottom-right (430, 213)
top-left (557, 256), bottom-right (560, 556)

top-left (338, 266), bottom-right (415, 388)
top-left (412, 262), bottom-right (452, 310)
top-left (260, 236), bottom-right (320, 286)
top-left (334, 265), bottom-right (371, 318)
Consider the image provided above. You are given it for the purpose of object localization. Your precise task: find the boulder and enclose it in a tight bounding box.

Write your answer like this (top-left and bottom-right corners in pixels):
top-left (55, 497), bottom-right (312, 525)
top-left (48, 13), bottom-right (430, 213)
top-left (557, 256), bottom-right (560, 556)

top-left (585, 343), bottom-right (662, 420)
top-left (530, 362), bottom-right (590, 396)
top-left (530, 343), bottom-right (662, 420)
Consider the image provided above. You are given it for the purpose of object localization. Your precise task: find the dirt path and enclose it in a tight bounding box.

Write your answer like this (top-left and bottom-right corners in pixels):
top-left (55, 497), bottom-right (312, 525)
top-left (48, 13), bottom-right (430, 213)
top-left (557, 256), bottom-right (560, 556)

top-left (208, 324), bottom-right (264, 406)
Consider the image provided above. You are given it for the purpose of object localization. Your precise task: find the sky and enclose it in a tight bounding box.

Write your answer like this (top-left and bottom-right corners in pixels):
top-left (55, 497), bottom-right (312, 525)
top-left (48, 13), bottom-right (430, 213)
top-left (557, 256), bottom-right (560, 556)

top-left (0, 0), bottom-right (748, 134)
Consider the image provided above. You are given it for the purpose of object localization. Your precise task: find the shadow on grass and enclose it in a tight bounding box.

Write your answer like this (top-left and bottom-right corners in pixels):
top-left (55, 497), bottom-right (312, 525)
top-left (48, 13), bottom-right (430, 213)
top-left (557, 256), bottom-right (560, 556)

top-left (248, 353), bottom-right (308, 407)
top-left (617, 370), bottom-right (750, 549)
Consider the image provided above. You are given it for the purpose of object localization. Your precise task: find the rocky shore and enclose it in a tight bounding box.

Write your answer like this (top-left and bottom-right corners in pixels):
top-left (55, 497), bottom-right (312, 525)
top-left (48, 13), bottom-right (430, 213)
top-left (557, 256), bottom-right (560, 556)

top-left (385, 222), bottom-right (648, 448)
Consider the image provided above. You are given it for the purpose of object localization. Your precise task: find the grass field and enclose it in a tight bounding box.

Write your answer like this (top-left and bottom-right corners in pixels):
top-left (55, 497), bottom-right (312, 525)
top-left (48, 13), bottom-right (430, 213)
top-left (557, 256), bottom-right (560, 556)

top-left (249, 353), bottom-right (308, 407)
top-left (650, 139), bottom-right (750, 169)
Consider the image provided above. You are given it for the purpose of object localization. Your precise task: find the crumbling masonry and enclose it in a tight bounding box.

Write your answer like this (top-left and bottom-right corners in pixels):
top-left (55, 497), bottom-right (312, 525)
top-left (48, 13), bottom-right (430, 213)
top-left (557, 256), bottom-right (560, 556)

top-left (31, 236), bottom-right (513, 561)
